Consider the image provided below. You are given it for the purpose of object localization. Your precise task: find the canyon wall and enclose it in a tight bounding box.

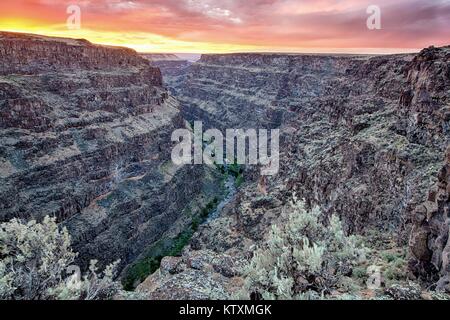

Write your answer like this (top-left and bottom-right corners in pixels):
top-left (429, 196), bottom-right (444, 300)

top-left (405, 47), bottom-right (450, 291)
top-left (141, 54), bottom-right (191, 79)
top-left (0, 32), bottom-right (222, 271)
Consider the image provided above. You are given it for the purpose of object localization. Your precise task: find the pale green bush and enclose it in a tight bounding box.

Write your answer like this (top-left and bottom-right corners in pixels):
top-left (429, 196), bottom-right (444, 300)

top-left (0, 216), bottom-right (120, 300)
top-left (48, 260), bottom-right (121, 300)
top-left (241, 195), bottom-right (366, 300)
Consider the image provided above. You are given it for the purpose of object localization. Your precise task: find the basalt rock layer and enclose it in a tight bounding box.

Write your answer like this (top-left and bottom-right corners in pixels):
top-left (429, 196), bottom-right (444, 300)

top-left (400, 46), bottom-right (450, 289)
top-left (409, 148), bottom-right (450, 291)
top-left (0, 32), bottom-right (222, 271)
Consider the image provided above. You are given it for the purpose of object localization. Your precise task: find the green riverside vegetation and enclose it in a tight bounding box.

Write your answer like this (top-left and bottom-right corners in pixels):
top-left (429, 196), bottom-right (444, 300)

top-left (122, 163), bottom-right (244, 291)
top-left (122, 197), bottom-right (219, 291)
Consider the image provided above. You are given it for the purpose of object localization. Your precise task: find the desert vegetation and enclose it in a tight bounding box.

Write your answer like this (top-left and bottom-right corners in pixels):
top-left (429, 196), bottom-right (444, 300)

top-left (240, 195), bottom-right (367, 300)
top-left (0, 217), bottom-right (120, 300)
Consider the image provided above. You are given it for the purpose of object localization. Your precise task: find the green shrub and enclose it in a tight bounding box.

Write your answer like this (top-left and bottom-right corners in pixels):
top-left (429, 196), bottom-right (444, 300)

top-left (381, 252), bottom-right (398, 263)
top-left (240, 195), bottom-right (366, 300)
top-left (235, 174), bottom-right (244, 188)
top-left (228, 163), bottom-right (243, 177)
top-left (384, 259), bottom-right (407, 283)
top-left (122, 197), bottom-right (220, 290)
top-left (379, 250), bottom-right (407, 285)
top-left (122, 255), bottom-right (162, 291)
top-left (352, 266), bottom-right (369, 281)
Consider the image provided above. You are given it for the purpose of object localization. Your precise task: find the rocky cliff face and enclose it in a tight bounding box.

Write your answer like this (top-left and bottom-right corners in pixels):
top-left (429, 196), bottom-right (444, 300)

top-left (140, 47), bottom-right (449, 298)
top-left (400, 46), bottom-right (450, 290)
top-left (0, 32), bottom-right (222, 272)
top-left (409, 148), bottom-right (450, 291)
top-left (397, 46), bottom-right (450, 148)
top-left (141, 54), bottom-right (192, 86)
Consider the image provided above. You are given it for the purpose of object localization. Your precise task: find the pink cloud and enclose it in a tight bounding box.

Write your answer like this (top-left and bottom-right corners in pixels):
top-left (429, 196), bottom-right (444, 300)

top-left (1, 0), bottom-right (449, 50)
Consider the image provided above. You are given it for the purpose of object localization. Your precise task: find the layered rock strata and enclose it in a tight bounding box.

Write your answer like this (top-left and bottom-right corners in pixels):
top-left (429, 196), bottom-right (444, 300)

top-left (0, 32), bottom-right (222, 270)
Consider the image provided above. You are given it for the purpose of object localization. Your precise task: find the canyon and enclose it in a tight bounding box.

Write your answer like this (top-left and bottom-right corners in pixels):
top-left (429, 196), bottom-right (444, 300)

top-left (0, 31), bottom-right (449, 299)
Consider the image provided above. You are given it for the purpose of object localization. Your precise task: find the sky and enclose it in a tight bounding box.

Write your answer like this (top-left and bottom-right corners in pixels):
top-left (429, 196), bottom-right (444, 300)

top-left (0, 0), bottom-right (449, 54)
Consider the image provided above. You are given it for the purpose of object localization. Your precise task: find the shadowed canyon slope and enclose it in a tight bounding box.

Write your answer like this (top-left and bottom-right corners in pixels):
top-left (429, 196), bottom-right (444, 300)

top-left (139, 48), bottom-right (450, 298)
top-left (0, 32), bottom-right (223, 272)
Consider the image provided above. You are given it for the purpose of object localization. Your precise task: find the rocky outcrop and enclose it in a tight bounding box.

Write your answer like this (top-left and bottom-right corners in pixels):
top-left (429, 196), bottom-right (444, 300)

top-left (137, 250), bottom-right (245, 299)
top-left (0, 32), bottom-right (223, 272)
top-left (167, 53), bottom-right (371, 129)
top-left (141, 54), bottom-right (182, 62)
top-left (403, 46), bottom-right (450, 291)
top-left (0, 33), bottom-right (161, 83)
top-left (409, 147), bottom-right (450, 291)
top-left (397, 46), bottom-right (450, 148)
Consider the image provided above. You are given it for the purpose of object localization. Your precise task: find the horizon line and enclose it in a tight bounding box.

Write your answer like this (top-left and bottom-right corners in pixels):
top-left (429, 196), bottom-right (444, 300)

top-left (0, 29), bottom-right (431, 56)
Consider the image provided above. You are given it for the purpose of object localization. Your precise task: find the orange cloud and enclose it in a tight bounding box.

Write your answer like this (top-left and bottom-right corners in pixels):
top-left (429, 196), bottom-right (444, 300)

top-left (0, 0), bottom-right (448, 53)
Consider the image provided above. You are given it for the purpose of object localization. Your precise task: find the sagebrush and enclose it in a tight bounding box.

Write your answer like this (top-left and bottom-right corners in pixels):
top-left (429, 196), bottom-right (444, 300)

top-left (241, 195), bottom-right (366, 300)
top-left (0, 216), bottom-right (120, 300)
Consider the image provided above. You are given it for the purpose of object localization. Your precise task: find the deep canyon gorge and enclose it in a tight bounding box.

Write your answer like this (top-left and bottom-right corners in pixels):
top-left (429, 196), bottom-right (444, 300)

top-left (1, 32), bottom-right (449, 299)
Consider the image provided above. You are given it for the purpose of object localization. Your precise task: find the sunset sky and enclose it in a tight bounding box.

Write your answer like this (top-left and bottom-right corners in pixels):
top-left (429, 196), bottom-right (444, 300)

top-left (0, 0), bottom-right (449, 54)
